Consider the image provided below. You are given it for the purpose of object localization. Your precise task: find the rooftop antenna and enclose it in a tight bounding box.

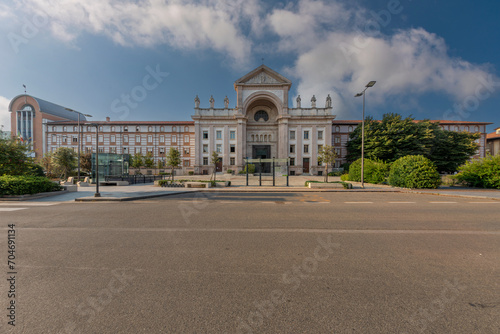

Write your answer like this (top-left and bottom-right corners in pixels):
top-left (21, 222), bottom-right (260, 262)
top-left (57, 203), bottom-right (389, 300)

top-left (23, 84), bottom-right (27, 104)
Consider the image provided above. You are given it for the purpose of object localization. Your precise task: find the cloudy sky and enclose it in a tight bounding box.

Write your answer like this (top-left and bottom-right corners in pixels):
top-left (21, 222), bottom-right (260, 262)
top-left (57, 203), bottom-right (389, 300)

top-left (1, 0), bottom-right (499, 133)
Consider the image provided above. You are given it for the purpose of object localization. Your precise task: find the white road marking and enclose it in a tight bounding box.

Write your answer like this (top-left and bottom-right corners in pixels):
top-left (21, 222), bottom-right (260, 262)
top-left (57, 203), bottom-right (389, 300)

top-left (0, 202), bottom-right (60, 206)
top-left (468, 202), bottom-right (499, 204)
top-left (388, 202), bottom-right (416, 204)
top-left (0, 208), bottom-right (27, 211)
top-left (344, 202), bottom-right (373, 204)
top-left (429, 201), bottom-right (457, 204)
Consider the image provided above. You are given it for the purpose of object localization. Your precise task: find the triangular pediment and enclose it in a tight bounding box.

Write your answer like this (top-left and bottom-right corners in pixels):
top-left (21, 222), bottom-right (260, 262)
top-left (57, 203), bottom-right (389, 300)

top-left (235, 65), bottom-right (292, 86)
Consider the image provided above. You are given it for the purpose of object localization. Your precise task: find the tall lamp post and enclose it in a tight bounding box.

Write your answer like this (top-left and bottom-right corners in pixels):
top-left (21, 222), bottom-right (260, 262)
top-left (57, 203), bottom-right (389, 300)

top-left (355, 81), bottom-right (376, 189)
top-left (65, 108), bottom-right (92, 182)
top-left (92, 123), bottom-right (101, 197)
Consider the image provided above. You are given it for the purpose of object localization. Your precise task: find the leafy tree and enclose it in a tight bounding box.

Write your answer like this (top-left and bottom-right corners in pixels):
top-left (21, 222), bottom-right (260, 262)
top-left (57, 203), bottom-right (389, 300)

top-left (144, 152), bottom-right (155, 168)
top-left (388, 155), bottom-right (441, 189)
top-left (454, 154), bottom-right (500, 189)
top-left (80, 152), bottom-right (92, 174)
top-left (131, 153), bottom-right (144, 169)
top-left (346, 113), bottom-right (479, 173)
top-left (348, 158), bottom-right (390, 184)
top-left (51, 147), bottom-right (77, 180)
top-left (211, 151), bottom-right (221, 183)
top-left (0, 134), bottom-right (36, 176)
top-left (166, 148), bottom-right (181, 182)
top-left (317, 145), bottom-right (337, 182)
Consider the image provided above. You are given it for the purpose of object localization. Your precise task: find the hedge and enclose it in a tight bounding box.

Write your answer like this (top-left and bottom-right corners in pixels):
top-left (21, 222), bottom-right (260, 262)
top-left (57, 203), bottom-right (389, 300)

top-left (348, 158), bottom-right (390, 184)
top-left (0, 175), bottom-right (62, 196)
top-left (453, 155), bottom-right (500, 189)
top-left (388, 155), bottom-right (441, 189)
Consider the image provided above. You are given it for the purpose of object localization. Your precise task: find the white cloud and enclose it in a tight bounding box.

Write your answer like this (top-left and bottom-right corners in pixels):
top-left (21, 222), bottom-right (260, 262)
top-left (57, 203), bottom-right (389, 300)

top-left (15, 0), bottom-right (258, 66)
top-left (272, 0), bottom-right (497, 119)
top-left (0, 96), bottom-right (11, 132)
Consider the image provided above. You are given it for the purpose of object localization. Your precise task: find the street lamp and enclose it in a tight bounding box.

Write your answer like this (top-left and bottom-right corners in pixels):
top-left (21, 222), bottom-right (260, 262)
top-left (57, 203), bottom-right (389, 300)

top-left (65, 108), bottom-right (92, 182)
top-left (90, 123), bottom-right (101, 197)
top-left (355, 81), bottom-right (376, 189)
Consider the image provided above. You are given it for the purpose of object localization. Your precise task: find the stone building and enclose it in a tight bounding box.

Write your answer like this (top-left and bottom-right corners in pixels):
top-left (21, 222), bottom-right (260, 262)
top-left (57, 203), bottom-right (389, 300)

top-left (8, 65), bottom-right (494, 175)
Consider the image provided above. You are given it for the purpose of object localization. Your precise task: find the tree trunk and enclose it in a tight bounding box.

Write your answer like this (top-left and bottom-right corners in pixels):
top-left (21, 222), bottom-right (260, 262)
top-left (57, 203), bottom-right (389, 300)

top-left (325, 164), bottom-right (328, 183)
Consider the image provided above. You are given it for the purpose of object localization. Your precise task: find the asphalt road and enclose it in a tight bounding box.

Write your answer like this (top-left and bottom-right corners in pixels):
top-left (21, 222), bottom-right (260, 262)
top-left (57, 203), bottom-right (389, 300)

top-left (0, 192), bottom-right (499, 333)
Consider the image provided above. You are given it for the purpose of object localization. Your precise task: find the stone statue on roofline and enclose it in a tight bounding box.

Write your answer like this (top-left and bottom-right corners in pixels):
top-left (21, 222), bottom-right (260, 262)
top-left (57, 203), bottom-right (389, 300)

top-left (311, 95), bottom-right (317, 108)
top-left (224, 96), bottom-right (229, 109)
top-left (326, 94), bottom-right (332, 108)
top-left (194, 95), bottom-right (200, 108)
top-left (209, 95), bottom-right (215, 108)
top-left (296, 95), bottom-right (301, 108)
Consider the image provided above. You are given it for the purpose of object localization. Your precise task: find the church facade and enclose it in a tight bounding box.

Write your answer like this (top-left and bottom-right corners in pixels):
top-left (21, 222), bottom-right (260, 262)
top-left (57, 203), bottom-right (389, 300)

top-left (192, 65), bottom-right (335, 175)
top-left (8, 65), bottom-right (492, 176)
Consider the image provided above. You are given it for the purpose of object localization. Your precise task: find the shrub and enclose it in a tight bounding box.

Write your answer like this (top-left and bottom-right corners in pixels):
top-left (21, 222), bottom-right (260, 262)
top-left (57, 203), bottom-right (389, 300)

top-left (340, 174), bottom-right (349, 181)
top-left (242, 164), bottom-right (256, 174)
top-left (328, 171), bottom-right (343, 176)
top-left (188, 171), bottom-right (194, 175)
top-left (454, 155), bottom-right (500, 189)
top-left (388, 155), bottom-right (441, 189)
top-left (0, 175), bottom-right (62, 196)
top-left (348, 158), bottom-right (390, 184)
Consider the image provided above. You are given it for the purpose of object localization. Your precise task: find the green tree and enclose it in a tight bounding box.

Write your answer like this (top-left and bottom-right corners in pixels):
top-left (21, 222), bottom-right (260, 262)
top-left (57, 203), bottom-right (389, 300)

top-left (317, 145), bottom-right (337, 182)
top-left (346, 113), bottom-right (479, 173)
top-left (0, 133), bottom-right (36, 176)
top-left (166, 148), bottom-right (181, 182)
top-left (144, 152), bottom-right (155, 168)
top-left (211, 151), bottom-right (221, 182)
top-left (80, 152), bottom-right (92, 174)
top-left (131, 153), bottom-right (144, 169)
top-left (51, 147), bottom-right (77, 180)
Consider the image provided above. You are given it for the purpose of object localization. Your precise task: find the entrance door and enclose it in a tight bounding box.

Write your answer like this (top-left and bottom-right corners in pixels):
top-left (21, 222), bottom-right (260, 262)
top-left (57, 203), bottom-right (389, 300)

top-left (252, 145), bottom-right (271, 173)
top-left (216, 158), bottom-right (223, 172)
top-left (303, 158), bottom-right (310, 174)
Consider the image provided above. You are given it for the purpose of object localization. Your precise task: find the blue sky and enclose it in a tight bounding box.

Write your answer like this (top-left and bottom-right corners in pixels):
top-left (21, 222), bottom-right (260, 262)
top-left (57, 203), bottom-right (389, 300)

top-left (1, 0), bottom-right (499, 133)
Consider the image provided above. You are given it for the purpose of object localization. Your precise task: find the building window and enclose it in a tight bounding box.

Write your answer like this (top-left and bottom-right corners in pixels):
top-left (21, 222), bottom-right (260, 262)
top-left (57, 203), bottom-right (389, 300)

top-left (172, 135), bottom-right (177, 143)
top-left (230, 144), bottom-right (235, 153)
top-left (160, 135), bottom-right (164, 143)
top-left (86, 135), bottom-right (91, 142)
top-left (148, 135), bottom-right (152, 142)
top-left (216, 130), bottom-right (222, 140)
top-left (111, 126), bottom-right (115, 132)
top-left (111, 135), bottom-right (116, 142)
top-left (290, 158), bottom-right (295, 166)
top-left (183, 160), bottom-right (190, 167)
top-left (160, 126), bottom-right (165, 132)
top-left (124, 126), bottom-right (128, 132)
top-left (73, 126), bottom-right (77, 131)
top-left (147, 147), bottom-right (153, 153)
top-left (335, 148), bottom-right (341, 156)
top-left (184, 135), bottom-right (189, 143)
top-left (99, 126), bottom-right (103, 131)
top-left (72, 136), bottom-right (78, 143)
top-left (335, 126), bottom-right (340, 132)
top-left (203, 157), bottom-right (208, 165)
top-left (334, 136), bottom-right (341, 144)
top-left (304, 145), bottom-right (309, 153)
top-left (203, 144), bottom-right (208, 153)
top-left (203, 131), bottom-right (208, 139)
top-left (184, 148), bottom-right (190, 155)
top-left (98, 135), bottom-right (103, 142)
top-left (124, 135), bottom-right (128, 143)
top-left (110, 147), bottom-right (116, 153)
top-left (230, 157), bottom-right (235, 165)
top-left (173, 126), bottom-right (177, 132)
top-left (136, 135), bottom-right (141, 143)
top-left (185, 126), bottom-right (189, 132)
top-left (98, 147), bottom-right (104, 153)
top-left (318, 131), bottom-right (323, 140)
top-left (216, 144), bottom-right (222, 153)
top-left (136, 126), bottom-right (140, 132)
top-left (63, 126), bottom-right (67, 132)
top-left (318, 145), bottom-right (323, 153)
top-left (348, 126), bottom-right (353, 132)
top-left (475, 126), bottom-right (480, 132)
top-left (290, 131), bottom-right (295, 140)
top-left (159, 147), bottom-right (165, 154)
top-left (86, 147), bottom-right (92, 153)
top-left (148, 126), bottom-right (152, 132)
top-left (304, 131), bottom-right (309, 140)
top-left (254, 110), bottom-right (269, 122)
top-left (123, 147), bottom-right (128, 153)
top-left (230, 131), bottom-right (236, 140)
top-left (62, 136), bottom-right (67, 143)
top-left (290, 145), bottom-right (295, 153)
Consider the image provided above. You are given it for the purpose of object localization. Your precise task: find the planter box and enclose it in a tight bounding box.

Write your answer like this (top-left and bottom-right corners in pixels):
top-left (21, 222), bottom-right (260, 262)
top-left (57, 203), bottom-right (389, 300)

top-left (308, 182), bottom-right (345, 189)
top-left (185, 182), bottom-right (211, 188)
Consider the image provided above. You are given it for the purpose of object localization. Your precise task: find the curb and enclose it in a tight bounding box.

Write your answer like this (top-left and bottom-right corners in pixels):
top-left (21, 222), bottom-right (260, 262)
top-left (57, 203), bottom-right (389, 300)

top-left (0, 190), bottom-right (69, 201)
top-left (404, 190), bottom-right (500, 201)
top-left (74, 190), bottom-right (193, 202)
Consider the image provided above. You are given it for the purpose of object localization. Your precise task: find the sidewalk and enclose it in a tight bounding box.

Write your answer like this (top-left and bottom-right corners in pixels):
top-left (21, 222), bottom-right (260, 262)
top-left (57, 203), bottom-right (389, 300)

top-left (1, 175), bottom-right (498, 202)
